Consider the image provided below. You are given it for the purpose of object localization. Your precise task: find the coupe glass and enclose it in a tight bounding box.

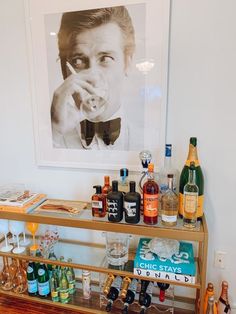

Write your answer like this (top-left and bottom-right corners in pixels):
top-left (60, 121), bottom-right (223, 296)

top-left (9, 221), bottom-right (25, 254)
top-left (26, 222), bottom-right (39, 251)
top-left (0, 219), bottom-right (13, 252)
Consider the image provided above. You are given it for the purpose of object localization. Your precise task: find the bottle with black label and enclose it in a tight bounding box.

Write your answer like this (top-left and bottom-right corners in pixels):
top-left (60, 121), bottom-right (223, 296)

top-left (27, 261), bottom-right (38, 296)
top-left (124, 181), bottom-right (141, 224)
top-left (122, 278), bottom-right (138, 314)
top-left (105, 276), bottom-right (122, 312)
top-left (107, 180), bottom-right (123, 222)
top-left (92, 185), bottom-right (106, 218)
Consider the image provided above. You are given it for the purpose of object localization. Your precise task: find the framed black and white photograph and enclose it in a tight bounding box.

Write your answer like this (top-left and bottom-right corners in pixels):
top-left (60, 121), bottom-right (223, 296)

top-left (25, 0), bottom-right (170, 170)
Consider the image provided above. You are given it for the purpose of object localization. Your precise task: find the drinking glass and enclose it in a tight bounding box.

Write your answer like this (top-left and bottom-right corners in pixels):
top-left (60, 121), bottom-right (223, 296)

top-left (103, 232), bottom-right (131, 266)
top-left (0, 219), bottom-right (13, 252)
top-left (9, 221), bottom-right (25, 254)
top-left (26, 222), bottom-right (39, 251)
top-left (19, 222), bottom-right (31, 246)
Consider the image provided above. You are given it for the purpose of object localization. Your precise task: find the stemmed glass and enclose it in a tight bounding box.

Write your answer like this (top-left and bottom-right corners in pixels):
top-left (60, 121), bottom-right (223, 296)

top-left (19, 222), bottom-right (31, 247)
top-left (9, 221), bottom-right (25, 254)
top-left (0, 219), bottom-right (13, 252)
top-left (26, 222), bottom-right (39, 251)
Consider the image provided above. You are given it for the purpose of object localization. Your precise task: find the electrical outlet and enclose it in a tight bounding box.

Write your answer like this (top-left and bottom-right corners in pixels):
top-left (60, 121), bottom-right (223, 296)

top-left (214, 251), bottom-right (226, 269)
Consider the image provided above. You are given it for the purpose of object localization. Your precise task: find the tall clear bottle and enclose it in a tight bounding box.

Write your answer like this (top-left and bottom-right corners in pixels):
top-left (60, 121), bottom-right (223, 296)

top-left (159, 144), bottom-right (179, 194)
top-left (183, 162), bottom-right (198, 228)
top-left (217, 281), bottom-right (231, 314)
top-left (179, 137), bottom-right (204, 218)
top-left (143, 163), bottom-right (159, 225)
top-left (161, 174), bottom-right (178, 226)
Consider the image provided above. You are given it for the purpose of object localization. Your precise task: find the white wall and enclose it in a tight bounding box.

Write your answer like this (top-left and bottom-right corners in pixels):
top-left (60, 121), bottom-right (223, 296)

top-left (0, 0), bottom-right (235, 310)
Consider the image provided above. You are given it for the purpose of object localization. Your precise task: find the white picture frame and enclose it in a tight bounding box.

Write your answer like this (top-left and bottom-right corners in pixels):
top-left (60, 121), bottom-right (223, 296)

top-left (25, 0), bottom-right (170, 171)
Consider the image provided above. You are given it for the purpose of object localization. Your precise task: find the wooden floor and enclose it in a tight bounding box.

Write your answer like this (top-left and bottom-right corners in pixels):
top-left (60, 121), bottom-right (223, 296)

top-left (0, 294), bottom-right (195, 314)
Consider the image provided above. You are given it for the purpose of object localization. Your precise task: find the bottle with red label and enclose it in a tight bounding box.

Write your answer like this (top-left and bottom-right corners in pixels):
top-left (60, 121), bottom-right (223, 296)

top-left (143, 163), bottom-right (159, 225)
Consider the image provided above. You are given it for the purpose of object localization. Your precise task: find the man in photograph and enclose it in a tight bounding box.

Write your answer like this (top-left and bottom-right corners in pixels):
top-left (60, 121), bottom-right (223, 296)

top-left (51, 6), bottom-right (136, 150)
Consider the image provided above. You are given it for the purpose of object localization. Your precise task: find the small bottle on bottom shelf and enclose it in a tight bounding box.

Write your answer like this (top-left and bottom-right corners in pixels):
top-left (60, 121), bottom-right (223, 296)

top-left (183, 161), bottom-right (199, 228)
top-left (50, 265), bottom-right (60, 302)
top-left (143, 163), bottom-right (159, 225)
top-left (59, 266), bottom-right (70, 303)
top-left (161, 174), bottom-right (178, 227)
top-left (203, 283), bottom-right (217, 314)
top-left (157, 282), bottom-right (170, 303)
top-left (66, 258), bottom-right (76, 295)
top-left (82, 270), bottom-right (91, 299)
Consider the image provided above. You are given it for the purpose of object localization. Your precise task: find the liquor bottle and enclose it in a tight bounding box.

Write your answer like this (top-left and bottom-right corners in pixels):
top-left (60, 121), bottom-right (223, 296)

top-left (203, 283), bottom-right (217, 314)
top-left (92, 185), bottom-right (106, 218)
top-left (121, 278), bottom-right (138, 314)
top-left (139, 281), bottom-right (153, 314)
top-left (105, 276), bottom-right (122, 312)
top-left (179, 137), bottom-right (204, 218)
top-left (159, 144), bottom-right (178, 194)
top-left (143, 163), bottom-right (159, 225)
top-left (157, 282), bottom-right (170, 302)
top-left (82, 270), bottom-right (91, 299)
top-left (103, 273), bottom-right (115, 296)
top-left (183, 162), bottom-right (199, 228)
top-left (57, 255), bottom-right (64, 279)
top-left (107, 180), bottom-right (123, 222)
top-left (118, 168), bottom-right (129, 194)
top-left (217, 281), bottom-right (231, 314)
top-left (59, 266), bottom-right (70, 303)
top-left (50, 265), bottom-right (60, 302)
top-left (37, 263), bottom-right (50, 297)
top-left (161, 174), bottom-right (178, 226)
top-left (124, 181), bottom-right (141, 224)
top-left (66, 258), bottom-right (76, 295)
top-left (27, 261), bottom-right (38, 296)
top-left (102, 176), bottom-right (112, 196)
top-left (139, 150), bottom-right (152, 194)
top-left (120, 276), bottom-right (131, 299)
top-left (206, 296), bottom-right (217, 314)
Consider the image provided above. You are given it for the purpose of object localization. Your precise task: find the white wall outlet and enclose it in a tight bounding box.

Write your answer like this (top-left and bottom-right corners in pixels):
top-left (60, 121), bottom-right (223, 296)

top-left (214, 250), bottom-right (227, 269)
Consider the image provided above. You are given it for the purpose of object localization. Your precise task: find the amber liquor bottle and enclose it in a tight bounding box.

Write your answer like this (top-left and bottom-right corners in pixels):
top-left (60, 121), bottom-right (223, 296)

top-left (143, 163), bottom-right (159, 225)
top-left (92, 185), bottom-right (106, 218)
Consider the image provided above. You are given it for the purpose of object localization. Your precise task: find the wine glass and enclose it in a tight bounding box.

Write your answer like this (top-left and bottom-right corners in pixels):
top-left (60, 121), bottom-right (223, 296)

top-left (19, 222), bottom-right (31, 247)
top-left (0, 219), bottom-right (13, 252)
top-left (26, 222), bottom-right (39, 251)
top-left (9, 221), bottom-right (25, 254)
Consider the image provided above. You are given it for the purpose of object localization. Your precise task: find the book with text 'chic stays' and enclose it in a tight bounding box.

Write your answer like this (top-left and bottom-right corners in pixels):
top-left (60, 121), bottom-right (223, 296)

top-left (134, 238), bottom-right (196, 284)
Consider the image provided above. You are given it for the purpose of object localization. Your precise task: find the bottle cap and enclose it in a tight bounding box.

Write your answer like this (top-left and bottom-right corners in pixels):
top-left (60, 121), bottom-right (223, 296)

top-left (167, 174), bottom-right (174, 178)
top-left (190, 137), bottom-right (197, 146)
top-left (165, 144), bottom-right (172, 157)
top-left (82, 270), bottom-right (90, 276)
top-left (190, 161), bottom-right (195, 169)
top-left (129, 181), bottom-right (136, 192)
top-left (120, 168), bottom-right (129, 177)
top-left (207, 282), bottom-right (214, 292)
top-left (148, 163), bottom-right (154, 172)
top-left (93, 185), bottom-right (102, 194)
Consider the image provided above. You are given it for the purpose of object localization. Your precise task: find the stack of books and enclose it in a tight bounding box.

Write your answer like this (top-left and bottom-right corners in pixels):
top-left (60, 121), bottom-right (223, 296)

top-left (133, 238), bottom-right (196, 284)
top-left (0, 189), bottom-right (47, 213)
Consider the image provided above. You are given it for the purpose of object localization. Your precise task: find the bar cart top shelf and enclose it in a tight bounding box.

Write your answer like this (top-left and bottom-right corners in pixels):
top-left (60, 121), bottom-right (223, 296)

top-left (0, 202), bottom-right (208, 242)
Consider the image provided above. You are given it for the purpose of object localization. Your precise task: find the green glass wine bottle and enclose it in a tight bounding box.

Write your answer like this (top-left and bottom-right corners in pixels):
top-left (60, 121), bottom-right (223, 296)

top-left (179, 137), bottom-right (204, 218)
